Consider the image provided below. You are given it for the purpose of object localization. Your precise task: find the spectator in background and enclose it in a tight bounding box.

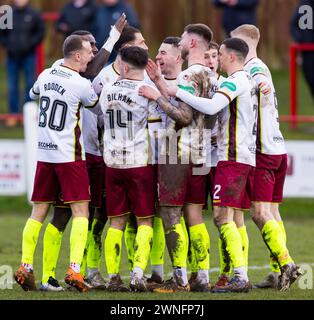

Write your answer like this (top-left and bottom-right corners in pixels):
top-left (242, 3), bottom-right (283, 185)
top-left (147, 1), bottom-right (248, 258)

top-left (0, 0), bottom-right (44, 125)
top-left (213, 0), bottom-right (260, 36)
top-left (56, 0), bottom-right (97, 38)
top-left (291, 0), bottom-right (314, 99)
top-left (94, 0), bottom-right (140, 63)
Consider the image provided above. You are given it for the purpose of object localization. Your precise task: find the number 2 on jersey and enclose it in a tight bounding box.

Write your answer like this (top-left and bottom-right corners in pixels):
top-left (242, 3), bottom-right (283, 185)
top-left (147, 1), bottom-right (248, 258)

top-left (213, 184), bottom-right (221, 200)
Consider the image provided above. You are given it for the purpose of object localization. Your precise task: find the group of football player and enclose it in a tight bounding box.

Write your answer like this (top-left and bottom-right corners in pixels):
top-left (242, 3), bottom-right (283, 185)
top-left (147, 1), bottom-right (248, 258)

top-left (14, 13), bottom-right (301, 294)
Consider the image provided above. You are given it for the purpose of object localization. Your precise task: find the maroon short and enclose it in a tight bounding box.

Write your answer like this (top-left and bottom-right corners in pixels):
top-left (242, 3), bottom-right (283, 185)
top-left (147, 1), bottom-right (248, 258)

top-left (158, 163), bottom-right (207, 206)
top-left (31, 160), bottom-right (90, 203)
top-left (252, 153), bottom-right (287, 203)
top-left (213, 161), bottom-right (255, 210)
top-left (106, 165), bottom-right (156, 218)
top-left (55, 153), bottom-right (105, 207)
top-left (208, 166), bottom-right (217, 205)
top-left (185, 165), bottom-right (207, 205)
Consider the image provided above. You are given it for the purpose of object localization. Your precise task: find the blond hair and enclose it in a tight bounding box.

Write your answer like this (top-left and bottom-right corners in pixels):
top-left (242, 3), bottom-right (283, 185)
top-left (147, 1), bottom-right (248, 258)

top-left (230, 24), bottom-right (260, 43)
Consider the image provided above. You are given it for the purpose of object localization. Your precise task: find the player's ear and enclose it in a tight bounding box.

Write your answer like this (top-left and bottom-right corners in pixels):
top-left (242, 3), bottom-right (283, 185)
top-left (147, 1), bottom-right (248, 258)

top-left (124, 63), bottom-right (129, 74)
top-left (75, 51), bottom-right (81, 62)
top-left (190, 38), bottom-right (197, 48)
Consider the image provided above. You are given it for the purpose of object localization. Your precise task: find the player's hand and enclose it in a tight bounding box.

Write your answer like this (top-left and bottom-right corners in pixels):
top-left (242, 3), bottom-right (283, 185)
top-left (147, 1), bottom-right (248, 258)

top-left (138, 85), bottom-right (161, 101)
top-left (114, 13), bottom-right (127, 33)
top-left (166, 85), bottom-right (179, 97)
top-left (258, 82), bottom-right (271, 95)
top-left (145, 59), bottom-right (162, 83)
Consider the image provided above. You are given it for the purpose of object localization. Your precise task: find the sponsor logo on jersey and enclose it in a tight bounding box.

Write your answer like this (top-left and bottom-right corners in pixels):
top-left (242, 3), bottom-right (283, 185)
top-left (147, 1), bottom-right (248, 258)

top-left (220, 81), bottom-right (237, 92)
top-left (250, 66), bottom-right (266, 75)
top-left (248, 144), bottom-right (256, 153)
top-left (273, 136), bottom-right (284, 143)
top-left (113, 80), bottom-right (137, 90)
top-left (38, 141), bottom-right (58, 150)
top-left (178, 84), bottom-right (195, 94)
top-left (50, 68), bottom-right (72, 79)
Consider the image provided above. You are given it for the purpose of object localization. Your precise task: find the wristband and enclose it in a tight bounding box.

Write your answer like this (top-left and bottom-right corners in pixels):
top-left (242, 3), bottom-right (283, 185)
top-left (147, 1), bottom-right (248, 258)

top-left (102, 25), bottom-right (121, 52)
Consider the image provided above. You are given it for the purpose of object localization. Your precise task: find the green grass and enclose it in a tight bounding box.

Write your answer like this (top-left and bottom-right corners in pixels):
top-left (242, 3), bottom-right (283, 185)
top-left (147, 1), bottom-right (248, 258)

top-left (1, 195), bottom-right (314, 219)
top-left (1, 207), bottom-right (314, 300)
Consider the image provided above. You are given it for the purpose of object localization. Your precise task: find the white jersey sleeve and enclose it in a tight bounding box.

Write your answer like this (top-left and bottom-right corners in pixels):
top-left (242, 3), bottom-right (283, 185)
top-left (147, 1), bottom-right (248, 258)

top-left (81, 81), bottom-right (99, 108)
top-left (244, 58), bottom-right (286, 155)
top-left (30, 77), bottom-right (40, 100)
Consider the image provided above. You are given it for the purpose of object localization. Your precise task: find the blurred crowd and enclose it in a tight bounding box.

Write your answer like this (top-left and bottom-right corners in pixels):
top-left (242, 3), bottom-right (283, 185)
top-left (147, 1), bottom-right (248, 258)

top-left (0, 0), bottom-right (313, 120)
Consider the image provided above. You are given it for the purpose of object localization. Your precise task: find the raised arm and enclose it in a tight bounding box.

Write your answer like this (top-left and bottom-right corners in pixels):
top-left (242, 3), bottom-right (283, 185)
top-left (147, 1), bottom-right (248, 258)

top-left (81, 14), bottom-right (127, 79)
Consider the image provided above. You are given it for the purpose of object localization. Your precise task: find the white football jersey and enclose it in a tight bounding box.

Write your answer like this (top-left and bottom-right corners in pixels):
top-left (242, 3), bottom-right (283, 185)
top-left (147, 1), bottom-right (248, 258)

top-left (210, 74), bottom-right (227, 167)
top-left (30, 65), bottom-right (98, 163)
top-left (99, 79), bottom-right (161, 169)
top-left (216, 70), bottom-right (257, 167)
top-left (176, 64), bottom-right (217, 165)
top-left (93, 62), bottom-right (156, 95)
top-left (93, 63), bottom-right (163, 163)
top-left (51, 59), bottom-right (102, 157)
top-left (245, 58), bottom-right (286, 155)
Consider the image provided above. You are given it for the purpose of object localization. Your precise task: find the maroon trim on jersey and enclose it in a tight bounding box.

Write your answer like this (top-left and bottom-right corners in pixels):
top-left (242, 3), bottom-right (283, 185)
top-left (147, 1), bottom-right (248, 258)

top-left (60, 64), bottom-right (78, 73)
top-left (256, 91), bottom-right (262, 153)
top-left (111, 63), bottom-right (120, 76)
top-left (216, 91), bottom-right (232, 103)
top-left (74, 106), bottom-right (82, 161)
top-left (164, 77), bottom-right (177, 81)
top-left (228, 98), bottom-right (237, 162)
top-left (244, 57), bottom-right (257, 66)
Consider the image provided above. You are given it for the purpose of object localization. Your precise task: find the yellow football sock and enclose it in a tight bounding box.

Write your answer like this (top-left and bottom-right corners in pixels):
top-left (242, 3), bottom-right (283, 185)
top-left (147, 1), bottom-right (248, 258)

top-left (238, 226), bottom-right (249, 272)
top-left (150, 216), bottom-right (165, 265)
top-left (80, 229), bottom-right (91, 277)
top-left (270, 220), bottom-right (287, 273)
top-left (218, 236), bottom-right (232, 276)
top-left (21, 218), bottom-right (42, 265)
top-left (124, 220), bottom-right (137, 272)
top-left (133, 225), bottom-right (153, 271)
top-left (87, 218), bottom-right (106, 269)
top-left (69, 217), bottom-right (88, 266)
top-left (278, 220), bottom-right (287, 243)
top-left (105, 227), bottom-right (123, 275)
top-left (261, 219), bottom-right (293, 268)
top-left (165, 223), bottom-right (187, 268)
top-left (180, 216), bottom-right (189, 257)
top-left (42, 223), bottom-right (63, 283)
top-left (219, 222), bottom-right (244, 268)
top-left (189, 223), bottom-right (210, 271)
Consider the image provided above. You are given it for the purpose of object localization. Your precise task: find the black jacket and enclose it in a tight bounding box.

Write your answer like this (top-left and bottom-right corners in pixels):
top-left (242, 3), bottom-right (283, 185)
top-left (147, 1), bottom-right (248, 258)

top-left (290, 0), bottom-right (314, 43)
top-left (213, 0), bottom-right (260, 35)
top-left (56, 0), bottom-right (97, 37)
top-left (0, 5), bottom-right (45, 58)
